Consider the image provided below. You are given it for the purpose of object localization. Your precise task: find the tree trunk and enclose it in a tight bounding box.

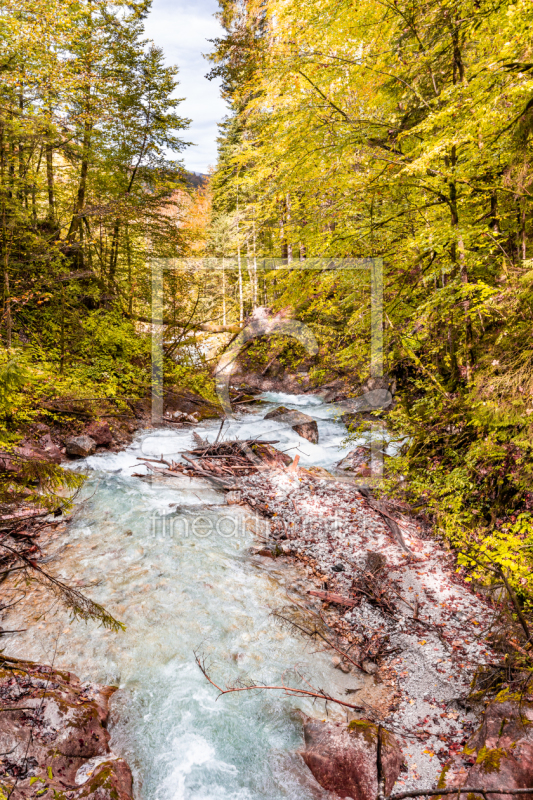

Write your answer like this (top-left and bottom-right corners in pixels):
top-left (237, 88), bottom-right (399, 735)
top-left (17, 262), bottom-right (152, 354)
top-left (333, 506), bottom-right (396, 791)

top-left (67, 119), bottom-right (93, 256)
top-left (4, 250), bottom-right (11, 349)
top-left (238, 243), bottom-right (243, 323)
top-left (46, 145), bottom-right (55, 225)
top-left (222, 256), bottom-right (226, 325)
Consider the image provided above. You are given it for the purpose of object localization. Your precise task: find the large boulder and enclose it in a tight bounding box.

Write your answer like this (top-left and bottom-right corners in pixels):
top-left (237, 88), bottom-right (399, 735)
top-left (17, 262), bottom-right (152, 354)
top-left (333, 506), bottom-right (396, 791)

top-left (444, 696), bottom-right (533, 800)
top-left (0, 657), bottom-right (133, 799)
top-left (66, 434), bottom-right (97, 457)
top-left (336, 446), bottom-right (371, 475)
top-left (86, 420), bottom-right (113, 447)
top-left (299, 717), bottom-right (402, 800)
top-left (264, 406), bottom-right (319, 444)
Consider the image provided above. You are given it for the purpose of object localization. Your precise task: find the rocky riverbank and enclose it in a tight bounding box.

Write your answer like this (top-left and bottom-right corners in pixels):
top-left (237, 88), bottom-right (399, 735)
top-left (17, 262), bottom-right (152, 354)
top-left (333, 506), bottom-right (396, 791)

top-left (229, 465), bottom-right (532, 797)
top-left (0, 657), bottom-right (132, 800)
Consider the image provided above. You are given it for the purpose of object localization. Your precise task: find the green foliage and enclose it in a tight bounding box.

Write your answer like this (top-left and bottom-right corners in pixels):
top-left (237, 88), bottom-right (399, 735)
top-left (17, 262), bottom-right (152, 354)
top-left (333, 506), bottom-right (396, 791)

top-left (208, 0), bottom-right (533, 614)
top-left (0, 350), bottom-right (28, 422)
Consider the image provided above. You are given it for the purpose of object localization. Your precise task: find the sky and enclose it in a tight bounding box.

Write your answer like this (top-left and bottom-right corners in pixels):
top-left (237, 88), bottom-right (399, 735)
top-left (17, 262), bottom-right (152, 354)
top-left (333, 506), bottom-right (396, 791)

top-left (144, 0), bottom-right (228, 175)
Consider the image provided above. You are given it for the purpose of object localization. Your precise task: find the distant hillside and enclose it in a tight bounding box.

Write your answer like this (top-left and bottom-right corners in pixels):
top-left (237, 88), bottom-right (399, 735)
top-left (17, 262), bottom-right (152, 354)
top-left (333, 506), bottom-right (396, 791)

top-left (186, 171), bottom-right (209, 189)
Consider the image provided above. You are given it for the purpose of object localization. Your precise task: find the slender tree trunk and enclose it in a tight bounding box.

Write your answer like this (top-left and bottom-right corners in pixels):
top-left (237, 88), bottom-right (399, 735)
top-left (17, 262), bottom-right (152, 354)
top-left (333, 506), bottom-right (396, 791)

top-left (286, 194), bottom-right (293, 263)
top-left (449, 144), bottom-right (472, 382)
top-left (252, 219), bottom-right (258, 307)
top-left (490, 191), bottom-right (499, 233)
top-left (126, 225), bottom-right (133, 315)
top-left (520, 202), bottom-right (526, 261)
top-left (238, 243), bottom-right (243, 323)
top-left (60, 283), bottom-right (65, 374)
top-left (236, 183), bottom-right (243, 322)
top-left (222, 256), bottom-right (226, 325)
top-left (108, 219), bottom-right (120, 284)
top-left (4, 249), bottom-right (11, 349)
top-left (67, 119), bottom-right (93, 258)
top-left (18, 88), bottom-right (24, 206)
top-left (46, 145), bottom-right (55, 225)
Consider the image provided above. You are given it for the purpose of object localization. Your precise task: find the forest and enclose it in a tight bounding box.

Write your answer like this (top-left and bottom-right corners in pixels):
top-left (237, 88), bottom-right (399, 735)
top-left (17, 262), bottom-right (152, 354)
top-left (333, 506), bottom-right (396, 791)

top-left (2, 0), bottom-right (533, 639)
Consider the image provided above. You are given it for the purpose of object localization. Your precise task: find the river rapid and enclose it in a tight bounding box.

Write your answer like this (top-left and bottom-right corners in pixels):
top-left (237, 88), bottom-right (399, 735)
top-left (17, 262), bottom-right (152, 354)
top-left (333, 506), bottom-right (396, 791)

top-left (2, 393), bottom-right (390, 800)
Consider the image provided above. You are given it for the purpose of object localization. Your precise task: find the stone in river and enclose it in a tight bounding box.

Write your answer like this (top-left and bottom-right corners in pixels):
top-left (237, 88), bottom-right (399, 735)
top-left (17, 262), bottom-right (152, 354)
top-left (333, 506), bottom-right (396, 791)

top-left (264, 406), bottom-right (319, 444)
top-left (300, 717), bottom-right (402, 800)
top-left (66, 434), bottom-right (97, 457)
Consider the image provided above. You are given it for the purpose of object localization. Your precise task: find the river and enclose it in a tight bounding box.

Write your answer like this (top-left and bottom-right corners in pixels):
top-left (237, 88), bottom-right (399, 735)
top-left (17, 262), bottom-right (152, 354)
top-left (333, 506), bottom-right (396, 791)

top-left (2, 392), bottom-right (390, 800)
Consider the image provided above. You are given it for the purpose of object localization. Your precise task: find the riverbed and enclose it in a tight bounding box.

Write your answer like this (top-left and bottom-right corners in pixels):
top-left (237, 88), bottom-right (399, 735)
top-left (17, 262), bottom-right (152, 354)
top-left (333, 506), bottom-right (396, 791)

top-left (1, 393), bottom-right (383, 800)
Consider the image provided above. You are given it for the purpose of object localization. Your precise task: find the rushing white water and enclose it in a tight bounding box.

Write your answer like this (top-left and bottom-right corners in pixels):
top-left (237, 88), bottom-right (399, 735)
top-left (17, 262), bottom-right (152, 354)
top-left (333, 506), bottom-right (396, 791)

top-left (2, 393), bottom-right (387, 800)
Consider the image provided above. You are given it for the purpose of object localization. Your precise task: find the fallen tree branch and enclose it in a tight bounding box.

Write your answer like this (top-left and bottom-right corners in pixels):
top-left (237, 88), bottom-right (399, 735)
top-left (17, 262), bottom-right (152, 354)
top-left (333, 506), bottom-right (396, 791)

top-left (308, 589), bottom-right (357, 607)
top-left (272, 611), bottom-right (369, 673)
top-left (194, 651), bottom-right (366, 711)
top-left (0, 543), bottom-right (124, 632)
top-left (389, 789), bottom-right (533, 800)
top-left (358, 489), bottom-right (414, 554)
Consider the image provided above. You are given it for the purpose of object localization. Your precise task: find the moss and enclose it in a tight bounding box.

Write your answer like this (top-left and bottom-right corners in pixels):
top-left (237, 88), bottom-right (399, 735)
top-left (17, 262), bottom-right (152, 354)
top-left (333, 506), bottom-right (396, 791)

top-left (347, 719), bottom-right (377, 744)
top-left (346, 719), bottom-right (396, 748)
top-left (475, 745), bottom-right (508, 773)
top-left (437, 764), bottom-right (450, 789)
top-left (81, 764), bottom-right (119, 800)
top-left (493, 688), bottom-right (522, 704)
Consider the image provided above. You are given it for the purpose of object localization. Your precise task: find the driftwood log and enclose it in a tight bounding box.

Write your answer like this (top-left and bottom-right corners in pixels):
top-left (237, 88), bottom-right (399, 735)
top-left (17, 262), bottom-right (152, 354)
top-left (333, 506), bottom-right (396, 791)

top-left (136, 436), bottom-right (292, 489)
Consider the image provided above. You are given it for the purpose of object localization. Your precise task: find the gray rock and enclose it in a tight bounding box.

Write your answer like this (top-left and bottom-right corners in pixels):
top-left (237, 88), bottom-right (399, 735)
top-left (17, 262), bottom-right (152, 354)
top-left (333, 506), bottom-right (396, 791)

top-left (362, 659), bottom-right (379, 675)
top-left (226, 490), bottom-right (242, 505)
top-left (331, 655), bottom-right (351, 673)
top-left (66, 434), bottom-right (97, 457)
top-left (264, 406), bottom-right (319, 444)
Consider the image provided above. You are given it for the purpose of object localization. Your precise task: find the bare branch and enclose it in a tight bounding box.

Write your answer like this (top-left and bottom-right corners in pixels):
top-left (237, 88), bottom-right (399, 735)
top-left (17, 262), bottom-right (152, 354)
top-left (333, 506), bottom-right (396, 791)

top-left (194, 651), bottom-right (365, 711)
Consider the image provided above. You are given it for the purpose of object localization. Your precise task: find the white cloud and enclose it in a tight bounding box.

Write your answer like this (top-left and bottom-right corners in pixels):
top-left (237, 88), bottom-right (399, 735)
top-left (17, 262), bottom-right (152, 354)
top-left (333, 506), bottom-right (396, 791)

top-left (144, 0), bottom-right (228, 173)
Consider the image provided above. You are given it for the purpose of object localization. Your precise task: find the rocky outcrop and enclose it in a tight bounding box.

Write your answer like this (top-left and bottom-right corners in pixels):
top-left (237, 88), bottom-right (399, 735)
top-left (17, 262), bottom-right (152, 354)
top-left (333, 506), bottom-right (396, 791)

top-left (0, 656), bottom-right (133, 799)
top-left (86, 421), bottom-right (113, 447)
top-left (66, 435), bottom-right (97, 457)
top-left (264, 406), bottom-right (319, 444)
top-left (444, 695), bottom-right (533, 800)
top-left (0, 442), bottom-right (65, 474)
top-left (299, 717), bottom-right (402, 800)
top-left (38, 433), bottom-right (63, 463)
top-left (230, 370), bottom-right (312, 394)
top-left (161, 389), bottom-right (221, 421)
top-left (336, 446), bottom-right (372, 475)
